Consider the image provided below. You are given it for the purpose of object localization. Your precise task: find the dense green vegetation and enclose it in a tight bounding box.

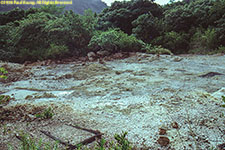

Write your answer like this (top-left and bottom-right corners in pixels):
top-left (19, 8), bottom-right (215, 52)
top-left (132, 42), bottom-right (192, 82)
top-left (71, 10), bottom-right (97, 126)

top-left (0, 0), bottom-right (225, 63)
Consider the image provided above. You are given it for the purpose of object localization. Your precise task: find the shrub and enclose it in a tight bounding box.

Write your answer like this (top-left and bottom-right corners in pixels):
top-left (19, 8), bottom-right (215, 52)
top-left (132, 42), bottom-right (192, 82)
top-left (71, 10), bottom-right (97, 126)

top-left (189, 28), bottom-right (218, 54)
top-left (45, 44), bottom-right (69, 59)
top-left (0, 95), bottom-right (11, 105)
top-left (152, 31), bottom-right (189, 54)
top-left (146, 45), bottom-right (172, 55)
top-left (216, 46), bottom-right (225, 54)
top-left (0, 67), bottom-right (8, 79)
top-left (221, 96), bottom-right (225, 108)
top-left (88, 29), bottom-right (146, 53)
top-left (35, 107), bottom-right (54, 119)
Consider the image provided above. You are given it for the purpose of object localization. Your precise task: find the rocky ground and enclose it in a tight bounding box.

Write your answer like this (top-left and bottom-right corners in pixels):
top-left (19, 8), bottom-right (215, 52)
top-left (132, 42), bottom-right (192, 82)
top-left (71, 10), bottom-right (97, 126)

top-left (0, 53), bottom-right (225, 150)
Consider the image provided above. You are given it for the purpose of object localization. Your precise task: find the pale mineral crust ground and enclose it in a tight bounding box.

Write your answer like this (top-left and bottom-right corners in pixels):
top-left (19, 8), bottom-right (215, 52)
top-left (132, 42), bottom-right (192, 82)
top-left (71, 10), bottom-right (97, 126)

top-left (0, 53), bottom-right (225, 150)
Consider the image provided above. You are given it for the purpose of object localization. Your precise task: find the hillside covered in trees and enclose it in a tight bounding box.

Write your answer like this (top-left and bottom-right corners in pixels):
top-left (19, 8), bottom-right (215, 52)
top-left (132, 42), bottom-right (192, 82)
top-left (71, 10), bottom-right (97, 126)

top-left (0, 0), bottom-right (225, 63)
top-left (0, 0), bottom-right (107, 14)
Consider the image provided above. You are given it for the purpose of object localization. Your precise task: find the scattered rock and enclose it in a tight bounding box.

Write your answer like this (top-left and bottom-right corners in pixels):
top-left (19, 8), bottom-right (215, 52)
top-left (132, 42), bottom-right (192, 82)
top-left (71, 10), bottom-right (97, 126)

top-left (87, 52), bottom-right (96, 61)
top-left (173, 57), bottom-right (183, 62)
top-left (79, 56), bottom-right (87, 61)
top-left (115, 71), bottom-right (122, 75)
top-left (24, 61), bottom-right (32, 66)
top-left (98, 58), bottom-right (105, 64)
top-left (25, 93), bottom-right (57, 100)
top-left (199, 72), bottom-right (223, 78)
top-left (171, 122), bottom-right (179, 129)
top-left (217, 143), bottom-right (225, 150)
top-left (112, 53), bottom-right (123, 59)
top-left (65, 74), bottom-right (73, 79)
top-left (25, 95), bottom-right (33, 100)
top-left (159, 128), bottom-right (167, 135)
top-left (97, 50), bottom-right (110, 57)
top-left (0, 63), bottom-right (31, 83)
top-left (157, 136), bottom-right (170, 146)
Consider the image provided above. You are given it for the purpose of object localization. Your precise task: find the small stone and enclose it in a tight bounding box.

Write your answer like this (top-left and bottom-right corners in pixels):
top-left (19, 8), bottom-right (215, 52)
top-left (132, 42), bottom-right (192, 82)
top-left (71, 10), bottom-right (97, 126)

top-left (87, 52), bottom-right (96, 61)
top-left (115, 71), bottom-right (122, 75)
top-left (79, 57), bottom-right (87, 61)
top-left (173, 57), bottom-right (183, 62)
top-left (171, 122), bottom-right (179, 129)
top-left (65, 74), bottom-right (73, 79)
top-left (98, 58), bottom-right (105, 64)
top-left (159, 128), bottom-right (167, 135)
top-left (157, 136), bottom-right (170, 146)
top-left (25, 95), bottom-right (33, 100)
top-left (97, 50), bottom-right (110, 57)
top-left (113, 53), bottom-right (123, 59)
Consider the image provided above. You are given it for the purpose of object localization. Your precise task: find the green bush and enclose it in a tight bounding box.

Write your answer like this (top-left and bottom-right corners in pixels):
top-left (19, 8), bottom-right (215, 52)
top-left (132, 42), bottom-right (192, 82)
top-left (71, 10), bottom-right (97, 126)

top-left (216, 46), bottom-right (225, 54)
top-left (0, 67), bottom-right (8, 79)
top-left (152, 31), bottom-right (189, 54)
top-left (146, 45), bottom-right (172, 55)
top-left (35, 107), bottom-right (54, 119)
top-left (0, 95), bottom-right (11, 105)
top-left (88, 29), bottom-right (146, 53)
top-left (189, 28), bottom-right (218, 54)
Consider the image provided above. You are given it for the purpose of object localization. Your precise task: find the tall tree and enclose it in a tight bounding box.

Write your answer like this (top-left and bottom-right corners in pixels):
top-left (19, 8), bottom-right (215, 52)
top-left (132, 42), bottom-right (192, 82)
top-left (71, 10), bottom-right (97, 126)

top-left (97, 0), bottom-right (163, 34)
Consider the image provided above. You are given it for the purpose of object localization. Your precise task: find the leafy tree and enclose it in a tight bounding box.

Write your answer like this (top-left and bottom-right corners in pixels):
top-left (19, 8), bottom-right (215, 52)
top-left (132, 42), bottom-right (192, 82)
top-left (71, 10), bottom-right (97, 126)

top-left (0, 5), bottom-right (64, 26)
top-left (44, 10), bottom-right (93, 55)
top-left (98, 0), bottom-right (163, 34)
top-left (11, 12), bottom-right (58, 62)
top-left (188, 0), bottom-right (216, 28)
top-left (0, 8), bottom-right (25, 26)
top-left (164, 5), bottom-right (195, 32)
top-left (210, 0), bottom-right (225, 22)
top-left (132, 13), bottom-right (162, 43)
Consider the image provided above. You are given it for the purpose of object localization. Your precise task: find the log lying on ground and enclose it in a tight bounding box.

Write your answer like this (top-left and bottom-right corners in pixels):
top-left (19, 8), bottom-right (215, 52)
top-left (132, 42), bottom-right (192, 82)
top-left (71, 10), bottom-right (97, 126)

top-left (40, 129), bottom-right (102, 150)
top-left (15, 125), bottom-right (103, 150)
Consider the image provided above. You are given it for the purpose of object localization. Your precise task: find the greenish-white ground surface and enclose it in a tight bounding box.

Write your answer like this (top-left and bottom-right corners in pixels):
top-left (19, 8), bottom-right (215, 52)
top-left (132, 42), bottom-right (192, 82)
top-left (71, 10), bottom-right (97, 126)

top-left (0, 53), bottom-right (225, 150)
